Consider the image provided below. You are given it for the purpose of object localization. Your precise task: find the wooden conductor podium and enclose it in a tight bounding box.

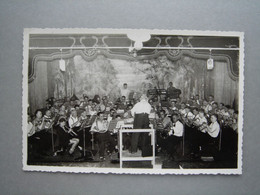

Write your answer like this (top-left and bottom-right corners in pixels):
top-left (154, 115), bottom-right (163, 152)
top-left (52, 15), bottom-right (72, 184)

top-left (119, 127), bottom-right (156, 169)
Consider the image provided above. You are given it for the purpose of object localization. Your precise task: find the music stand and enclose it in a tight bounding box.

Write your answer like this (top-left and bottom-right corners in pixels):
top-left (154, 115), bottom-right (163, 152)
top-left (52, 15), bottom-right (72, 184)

top-left (51, 127), bottom-right (54, 152)
top-left (157, 89), bottom-right (167, 101)
top-left (148, 89), bottom-right (158, 96)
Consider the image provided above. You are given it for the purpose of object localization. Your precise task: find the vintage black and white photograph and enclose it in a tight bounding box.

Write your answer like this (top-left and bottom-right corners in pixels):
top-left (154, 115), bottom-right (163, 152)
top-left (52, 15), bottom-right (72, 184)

top-left (22, 28), bottom-right (244, 174)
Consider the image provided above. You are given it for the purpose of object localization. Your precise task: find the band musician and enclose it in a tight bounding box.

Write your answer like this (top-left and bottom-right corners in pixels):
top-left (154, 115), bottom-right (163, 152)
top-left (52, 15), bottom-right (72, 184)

top-left (90, 112), bottom-right (117, 160)
top-left (166, 113), bottom-right (184, 159)
top-left (156, 110), bottom-right (172, 152)
top-left (196, 114), bottom-right (220, 153)
top-left (68, 108), bottom-right (81, 134)
top-left (55, 118), bottom-right (79, 155)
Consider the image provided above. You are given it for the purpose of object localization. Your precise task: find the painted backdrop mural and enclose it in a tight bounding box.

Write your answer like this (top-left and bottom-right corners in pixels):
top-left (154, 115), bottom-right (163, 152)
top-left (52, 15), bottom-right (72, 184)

top-left (29, 53), bottom-right (238, 113)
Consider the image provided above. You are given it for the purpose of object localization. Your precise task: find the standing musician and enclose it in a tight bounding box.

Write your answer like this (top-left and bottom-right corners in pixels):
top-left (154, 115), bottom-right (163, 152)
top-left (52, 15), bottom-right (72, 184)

top-left (90, 112), bottom-right (117, 160)
top-left (166, 113), bottom-right (184, 159)
top-left (55, 118), bottom-right (79, 155)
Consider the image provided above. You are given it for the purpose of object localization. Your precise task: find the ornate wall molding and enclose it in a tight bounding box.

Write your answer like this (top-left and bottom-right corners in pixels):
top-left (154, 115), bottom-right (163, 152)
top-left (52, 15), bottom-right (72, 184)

top-left (28, 49), bottom-right (238, 83)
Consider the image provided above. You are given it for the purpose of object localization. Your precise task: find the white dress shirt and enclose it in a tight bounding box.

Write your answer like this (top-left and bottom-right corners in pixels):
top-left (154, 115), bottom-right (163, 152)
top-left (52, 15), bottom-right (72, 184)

top-left (207, 121), bottom-right (220, 138)
top-left (131, 99), bottom-right (152, 116)
top-left (68, 116), bottom-right (81, 128)
top-left (169, 120), bottom-right (184, 137)
top-left (91, 119), bottom-right (108, 133)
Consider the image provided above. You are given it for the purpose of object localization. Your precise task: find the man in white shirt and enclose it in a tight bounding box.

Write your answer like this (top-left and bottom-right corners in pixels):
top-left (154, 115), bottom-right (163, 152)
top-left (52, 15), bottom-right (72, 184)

top-left (166, 113), bottom-right (184, 159)
top-left (130, 94), bottom-right (152, 153)
top-left (90, 112), bottom-right (116, 160)
top-left (195, 114), bottom-right (220, 156)
top-left (206, 114), bottom-right (220, 138)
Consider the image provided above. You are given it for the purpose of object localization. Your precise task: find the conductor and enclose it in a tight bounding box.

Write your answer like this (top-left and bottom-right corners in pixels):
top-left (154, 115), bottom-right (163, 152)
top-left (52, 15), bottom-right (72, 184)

top-left (130, 94), bottom-right (152, 153)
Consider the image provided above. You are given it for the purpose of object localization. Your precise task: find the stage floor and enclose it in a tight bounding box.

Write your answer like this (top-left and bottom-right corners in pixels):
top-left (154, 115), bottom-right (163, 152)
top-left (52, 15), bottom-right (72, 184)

top-left (27, 148), bottom-right (237, 169)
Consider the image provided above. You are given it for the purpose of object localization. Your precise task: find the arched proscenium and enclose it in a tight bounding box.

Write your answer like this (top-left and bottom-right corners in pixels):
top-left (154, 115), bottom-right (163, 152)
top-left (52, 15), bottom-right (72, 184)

top-left (28, 49), bottom-right (237, 83)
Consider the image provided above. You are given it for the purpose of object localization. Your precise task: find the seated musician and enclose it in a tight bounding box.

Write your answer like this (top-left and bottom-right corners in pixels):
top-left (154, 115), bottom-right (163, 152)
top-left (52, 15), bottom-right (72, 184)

top-left (184, 106), bottom-right (195, 121)
top-left (192, 107), bottom-right (199, 118)
top-left (28, 110), bottom-right (43, 156)
top-left (27, 114), bottom-right (36, 137)
top-left (85, 99), bottom-right (97, 116)
top-left (123, 104), bottom-right (134, 123)
top-left (175, 97), bottom-right (182, 109)
top-left (117, 96), bottom-right (127, 110)
top-left (187, 109), bottom-right (208, 156)
top-left (32, 110), bottom-right (44, 134)
top-left (169, 100), bottom-right (178, 112)
top-left (157, 110), bottom-right (172, 129)
top-left (68, 108), bottom-right (81, 133)
top-left (55, 118), bottom-right (79, 155)
top-left (208, 95), bottom-right (215, 106)
top-left (80, 95), bottom-right (89, 108)
top-left (57, 110), bottom-right (67, 122)
top-left (107, 108), bottom-right (116, 121)
top-left (179, 103), bottom-right (186, 116)
top-left (90, 112), bottom-right (116, 160)
top-left (30, 110), bottom-right (54, 155)
top-left (167, 82), bottom-right (181, 99)
top-left (195, 114), bottom-right (220, 155)
top-left (194, 95), bottom-right (202, 108)
top-left (156, 110), bottom-right (172, 151)
top-left (216, 102), bottom-right (225, 115)
top-left (209, 102), bottom-right (218, 115)
top-left (193, 109), bottom-right (208, 130)
top-left (101, 96), bottom-right (113, 113)
top-left (42, 109), bottom-right (55, 130)
top-left (203, 114), bottom-right (220, 143)
top-left (166, 113), bottom-right (184, 159)
top-left (201, 100), bottom-right (212, 115)
top-left (59, 105), bottom-right (69, 117)
top-left (152, 96), bottom-right (160, 111)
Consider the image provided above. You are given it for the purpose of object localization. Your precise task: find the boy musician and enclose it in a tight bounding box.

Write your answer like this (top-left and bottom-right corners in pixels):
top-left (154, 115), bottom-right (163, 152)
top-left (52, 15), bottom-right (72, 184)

top-left (90, 112), bottom-right (116, 160)
top-left (55, 118), bottom-right (79, 155)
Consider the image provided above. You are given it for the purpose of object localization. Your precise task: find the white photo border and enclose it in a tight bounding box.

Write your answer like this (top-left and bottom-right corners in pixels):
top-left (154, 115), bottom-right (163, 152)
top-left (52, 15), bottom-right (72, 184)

top-left (22, 28), bottom-right (244, 175)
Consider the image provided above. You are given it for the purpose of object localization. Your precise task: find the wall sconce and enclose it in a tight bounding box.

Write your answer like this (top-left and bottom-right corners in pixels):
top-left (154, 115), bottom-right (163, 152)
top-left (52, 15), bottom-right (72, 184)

top-left (207, 49), bottom-right (214, 70)
top-left (59, 49), bottom-right (66, 71)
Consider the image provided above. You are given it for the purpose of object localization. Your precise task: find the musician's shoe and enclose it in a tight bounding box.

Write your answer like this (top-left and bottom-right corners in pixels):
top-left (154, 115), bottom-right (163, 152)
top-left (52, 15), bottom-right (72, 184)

top-left (190, 153), bottom-right (201, 160)
top-left (99, 156), bottom-right (105, 161)
top-left (78, 146), bottom-right (83, 151)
